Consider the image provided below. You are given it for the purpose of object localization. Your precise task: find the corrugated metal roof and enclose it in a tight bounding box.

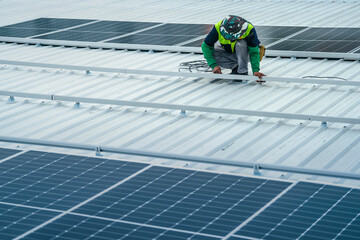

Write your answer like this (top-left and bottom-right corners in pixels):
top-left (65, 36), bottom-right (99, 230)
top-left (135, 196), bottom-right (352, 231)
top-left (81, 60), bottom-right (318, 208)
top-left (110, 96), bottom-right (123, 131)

top-left (1, 0), bottom-right (360, 186)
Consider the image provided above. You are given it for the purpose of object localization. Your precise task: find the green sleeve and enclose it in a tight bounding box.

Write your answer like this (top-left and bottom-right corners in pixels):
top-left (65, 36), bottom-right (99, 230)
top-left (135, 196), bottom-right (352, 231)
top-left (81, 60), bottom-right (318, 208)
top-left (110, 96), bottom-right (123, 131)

top-left (248, 46), bottom-right (260, 73)
top-left (201, 42), bottom-right (218, 69)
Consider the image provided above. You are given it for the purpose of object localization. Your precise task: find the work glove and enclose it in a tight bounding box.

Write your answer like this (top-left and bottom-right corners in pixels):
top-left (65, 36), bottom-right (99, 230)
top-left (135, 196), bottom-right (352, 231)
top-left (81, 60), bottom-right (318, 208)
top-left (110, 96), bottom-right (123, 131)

top-left (259, 45), bottom-right (266, 61)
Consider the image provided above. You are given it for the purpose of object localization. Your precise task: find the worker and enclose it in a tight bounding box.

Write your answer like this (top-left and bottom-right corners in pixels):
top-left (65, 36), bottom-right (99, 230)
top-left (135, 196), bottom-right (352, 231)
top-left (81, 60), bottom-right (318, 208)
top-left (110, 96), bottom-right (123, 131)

top-left (202, 15), bottom-right (266, 80)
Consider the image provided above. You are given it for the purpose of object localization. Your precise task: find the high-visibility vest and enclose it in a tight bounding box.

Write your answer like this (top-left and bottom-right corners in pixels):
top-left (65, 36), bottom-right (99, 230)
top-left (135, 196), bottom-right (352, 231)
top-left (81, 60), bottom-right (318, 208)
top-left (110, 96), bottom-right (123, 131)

top-left (214, 20), bottom-right (254, 52)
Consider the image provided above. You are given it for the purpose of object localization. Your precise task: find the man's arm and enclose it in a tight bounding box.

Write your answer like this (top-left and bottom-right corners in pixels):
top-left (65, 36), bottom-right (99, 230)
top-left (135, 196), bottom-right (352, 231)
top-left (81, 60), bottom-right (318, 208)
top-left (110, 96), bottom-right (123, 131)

top-left (246, 28), bottom-right (265, 80)
top-left (202, 26), bottom-right (220, 72)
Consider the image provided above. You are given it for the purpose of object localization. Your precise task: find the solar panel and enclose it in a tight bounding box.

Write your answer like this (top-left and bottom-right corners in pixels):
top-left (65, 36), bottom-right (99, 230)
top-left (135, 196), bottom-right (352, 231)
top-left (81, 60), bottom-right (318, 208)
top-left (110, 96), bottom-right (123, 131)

top-left (0, 150), bottom-right (147, 210)
top-left (24, 214), bottom-right (222, 240)
top-left (0, 203), bottom-right (59, 239)
top-left (107, 34), bottom-right (198, 46)
top-left (0, 147), bottom-right (20, 160)
top-left (255, 26), bottom-right (306, 45)
top-left (3, 18), bottom-right (94, 30)
top-left (0, 27), bottom-right (55, 38)
top-left (182, 38), bottom-right (205, 47)
top-left (140, 23), bottom-right (213, 36)
top-left (3, 18), bottom-right (359, 55)
top-left (34, 30), bottom-right (123, 42)
top-left (268, 27), bottom-right (360, 53)
top-left (70, 20), bottom-right (160, 33)
top-left (74, 166), bottom-right (290, 236)
top-left (291, 27), bottom-right (360, 41)
top-left (235, 182), bottom-right (360, 239)
top-left (268, 39), bottom-right (359, 53)
top-left (0, 149), bottom-right (359, 239)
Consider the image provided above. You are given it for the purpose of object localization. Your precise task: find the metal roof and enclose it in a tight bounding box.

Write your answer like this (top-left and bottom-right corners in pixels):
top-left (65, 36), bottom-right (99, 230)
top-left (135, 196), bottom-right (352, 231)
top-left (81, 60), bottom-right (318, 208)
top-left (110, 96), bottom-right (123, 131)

top-left (1, 0), bottom-right (360, 186)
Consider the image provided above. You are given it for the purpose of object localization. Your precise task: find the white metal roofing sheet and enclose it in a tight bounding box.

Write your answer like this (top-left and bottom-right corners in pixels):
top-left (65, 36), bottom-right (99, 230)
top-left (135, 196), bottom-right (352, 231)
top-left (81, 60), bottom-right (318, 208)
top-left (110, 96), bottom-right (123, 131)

top-left (0, 0), bottom-right (360, 186)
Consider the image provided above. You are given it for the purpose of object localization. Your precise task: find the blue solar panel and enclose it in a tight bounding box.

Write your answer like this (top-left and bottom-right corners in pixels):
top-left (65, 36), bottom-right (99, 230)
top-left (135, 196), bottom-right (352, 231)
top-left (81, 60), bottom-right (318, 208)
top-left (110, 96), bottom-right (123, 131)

top-left (1, 149), bottom-right (359, 239)
top-left (74, 166), bottom-right (291, 237)
top-left (235, 182), bottom-right (360, 240)
top-left (0, 203), bottom-right (58, 240)
top-left (24, 214), bottom-right (222, 240)
top-left (0, 147), bottom-right (20, 160)
top-left (0, 150), bottom-right (147, 210)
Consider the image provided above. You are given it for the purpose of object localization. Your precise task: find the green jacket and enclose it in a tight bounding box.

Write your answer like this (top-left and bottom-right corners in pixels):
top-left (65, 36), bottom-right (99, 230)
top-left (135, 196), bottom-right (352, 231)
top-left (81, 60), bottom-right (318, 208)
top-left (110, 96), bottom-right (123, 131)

top-left (202, 19), bottom-right (261, 72)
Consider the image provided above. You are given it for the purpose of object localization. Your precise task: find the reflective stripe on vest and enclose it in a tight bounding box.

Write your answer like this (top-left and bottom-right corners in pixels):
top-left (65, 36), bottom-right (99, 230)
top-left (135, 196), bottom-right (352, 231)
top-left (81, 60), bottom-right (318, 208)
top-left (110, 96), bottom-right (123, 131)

top-left (215, 20), bottom-right (254, 52)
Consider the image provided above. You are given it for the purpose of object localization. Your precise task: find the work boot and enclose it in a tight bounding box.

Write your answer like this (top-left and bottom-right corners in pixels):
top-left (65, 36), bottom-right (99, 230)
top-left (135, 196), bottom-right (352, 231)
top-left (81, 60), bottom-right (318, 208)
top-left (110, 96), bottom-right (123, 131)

top-left (231, 67), bottom-right (247, 82)
top-left (231, 66), bottom-right (248, 75)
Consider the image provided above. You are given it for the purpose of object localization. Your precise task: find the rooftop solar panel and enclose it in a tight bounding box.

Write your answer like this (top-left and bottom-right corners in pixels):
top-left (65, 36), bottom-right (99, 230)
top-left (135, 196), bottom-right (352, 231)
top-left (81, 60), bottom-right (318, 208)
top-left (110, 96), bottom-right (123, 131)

top-left (1, 149), bottom-right (359, 239)
top-left (70, 20), bottom-right (160, 33)
top-left (0, 203), bottom-right (59, 240)
top-left (141, 23), bottom-right (213, 36)
top-left (256, 26), bottom-right (307, 45)
top-left (0, 27), bottom-right (55, 38)
top-left (182, 38), bottom-right (205, 47)
top-left (268, 39), bottom-right (359, 53)
top-left (34, 30), bottom-right (123, 42)
top-left (74, 166), bottom-right (291, 236)
top-left (291, 27), bottom-right (360, 41)
top-left (3, 18), bottom-right (94, 30)
top-left (107, 34), bottom-right (198, 46)
top-left (0, 150), bottom-right (147, 210)
top-left (24, 214), bottom-right (222, 240)
top-left (0, 147), bottom-right (20, 160)
top-left (235, 182), bottom-right (360, 239)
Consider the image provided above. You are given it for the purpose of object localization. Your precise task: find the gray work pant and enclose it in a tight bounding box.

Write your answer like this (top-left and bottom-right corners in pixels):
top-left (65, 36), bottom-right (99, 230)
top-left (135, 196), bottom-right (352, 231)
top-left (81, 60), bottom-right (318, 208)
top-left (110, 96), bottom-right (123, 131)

top-left (213, 39), bottom-right (249, 74)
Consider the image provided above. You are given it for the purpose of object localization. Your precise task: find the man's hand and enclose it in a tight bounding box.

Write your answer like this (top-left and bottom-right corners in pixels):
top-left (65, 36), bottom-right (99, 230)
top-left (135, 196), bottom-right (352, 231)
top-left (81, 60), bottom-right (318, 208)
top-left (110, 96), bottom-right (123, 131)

top-left (254, 71), bottom-right (266, 82)
top-left (212, 66), bottom-right (222, 74)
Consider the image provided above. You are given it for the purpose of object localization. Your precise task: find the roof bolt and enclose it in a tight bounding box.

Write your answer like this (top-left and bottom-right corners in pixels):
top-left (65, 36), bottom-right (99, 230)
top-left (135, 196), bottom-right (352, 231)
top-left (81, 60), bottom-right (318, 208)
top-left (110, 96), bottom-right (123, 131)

top-left (7, 96), bottom-right (15, 103)
top-left (180, 110), bottom-right (186, 117)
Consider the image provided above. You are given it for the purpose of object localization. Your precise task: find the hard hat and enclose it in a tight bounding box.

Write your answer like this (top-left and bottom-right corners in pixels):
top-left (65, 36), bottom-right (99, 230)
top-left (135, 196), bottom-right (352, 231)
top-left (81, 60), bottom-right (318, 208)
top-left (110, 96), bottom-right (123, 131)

top-left (219, 15), bottom-right (248, 41)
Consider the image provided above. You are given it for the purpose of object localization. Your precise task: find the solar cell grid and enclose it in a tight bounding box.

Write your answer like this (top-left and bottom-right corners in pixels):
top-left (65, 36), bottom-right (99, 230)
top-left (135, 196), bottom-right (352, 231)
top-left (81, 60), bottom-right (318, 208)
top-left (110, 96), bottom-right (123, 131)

top-left (24, 214), bottom-right (222, 240)
top-left (0, 147), bottom-right (20, 160)
top-left (1, 148), bottom-right (359, 239)
top-left (74, 166), bottom-right (291, 237)
top-left (107, 34), bottom-right (196, 46)
top-left (291, 27), bottom-right (360, 41)
top-left (3, 18), bottom-right (94, 30)
top-left (34, 30), bottom-right (122, 42)
top-left (235, 182), bottom-right (360, 240)
top-left (268, 39), bottom-right (359, 53)
top-left (70, 20), bottom-right (160, 33)
top-left (141, 23), bottom-right (213, 36)
top-left (0, 150), bottom-right (147, 210)
top-left (0, 203), bottom-right (59, 240)
top-left (0, 27), bottom-right (54, 38)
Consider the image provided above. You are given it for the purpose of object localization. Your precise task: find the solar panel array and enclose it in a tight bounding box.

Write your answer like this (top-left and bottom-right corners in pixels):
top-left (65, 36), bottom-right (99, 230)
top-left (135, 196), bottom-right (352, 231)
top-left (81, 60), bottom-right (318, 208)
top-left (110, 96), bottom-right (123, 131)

top-left (1, 18), bottom-right (360, 53)
top-left (0, 148), bottom-right (359, 239)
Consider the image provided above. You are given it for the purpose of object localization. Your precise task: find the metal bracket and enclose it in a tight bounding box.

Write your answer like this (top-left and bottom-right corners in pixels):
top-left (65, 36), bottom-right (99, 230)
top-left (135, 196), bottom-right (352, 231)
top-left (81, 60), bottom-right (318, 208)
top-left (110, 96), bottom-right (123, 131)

top-left (7, 96), bottom-right (15, 103)
top-left (95, 146), bottom-right (102, 156)
top-left (253, 163), bottom-right (261, 176)
top-left (180, 109), bottom-right (186, 117)
top-left (74, 102), bottom-right (80, 108)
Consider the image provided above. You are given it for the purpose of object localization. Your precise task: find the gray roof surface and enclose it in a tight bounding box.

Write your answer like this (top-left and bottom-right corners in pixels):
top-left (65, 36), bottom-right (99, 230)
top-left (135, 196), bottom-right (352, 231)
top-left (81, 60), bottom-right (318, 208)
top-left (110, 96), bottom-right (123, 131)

top-left (1, 0), bottom-right (360, 186)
